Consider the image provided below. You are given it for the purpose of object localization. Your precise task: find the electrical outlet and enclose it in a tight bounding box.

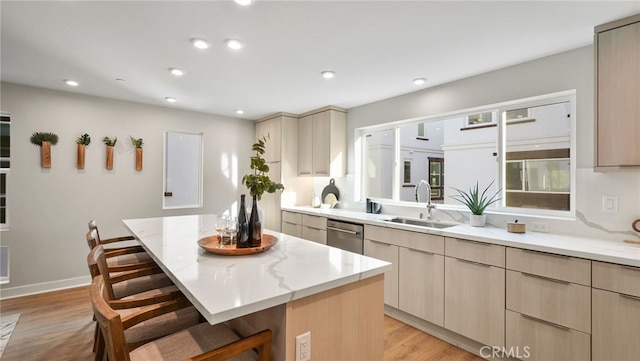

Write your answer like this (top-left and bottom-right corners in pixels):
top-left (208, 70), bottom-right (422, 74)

top-left (296, 331), bottom-right (311, 361)
top-left (531, 222), bottom-right (549, 233)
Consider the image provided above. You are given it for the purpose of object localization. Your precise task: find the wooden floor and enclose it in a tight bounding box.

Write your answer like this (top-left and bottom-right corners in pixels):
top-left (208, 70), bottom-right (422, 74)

top-left (1, 286), bottom-right (483, 361)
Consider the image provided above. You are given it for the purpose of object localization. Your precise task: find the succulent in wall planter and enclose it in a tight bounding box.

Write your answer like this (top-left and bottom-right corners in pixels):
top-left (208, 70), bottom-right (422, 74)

top-left (450, 180), bottom-right (501, 227)
top-left (30, 132), bottom-right (59, 168)
top-left (102, 136), bottom-right (117, 170)
top-left (75, 133), bottom-right (91, 169)
top-left (129, 136), bottom-right (143, 171)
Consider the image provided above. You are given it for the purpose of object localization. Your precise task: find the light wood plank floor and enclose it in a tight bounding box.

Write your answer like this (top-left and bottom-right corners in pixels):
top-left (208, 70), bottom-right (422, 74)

top-left (1, 286), bottom-right (483, 361)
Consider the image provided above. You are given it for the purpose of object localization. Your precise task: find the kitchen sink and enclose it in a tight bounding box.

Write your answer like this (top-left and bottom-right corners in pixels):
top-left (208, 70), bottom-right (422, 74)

top-left (385, 217), bottom-right (457, 229)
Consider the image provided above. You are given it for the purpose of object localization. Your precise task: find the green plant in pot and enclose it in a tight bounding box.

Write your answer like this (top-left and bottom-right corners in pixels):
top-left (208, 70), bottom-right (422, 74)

top-left (129, 136), bottom-right (144, 171)
top-left (241, 135), bottom-right (284, 247)
top-left (75, 133), bottom-right (91, 169)
top-left (30, 132), bottom-right (59, 168)
top-left (102, 136), bottom-right (117, 170)
top-left (450, 180), bottom-right (501, 227)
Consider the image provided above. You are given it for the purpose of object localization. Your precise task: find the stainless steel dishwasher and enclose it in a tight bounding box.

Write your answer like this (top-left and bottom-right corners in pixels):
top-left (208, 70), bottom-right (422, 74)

top-left (326, 219), bottom-right (364, 254)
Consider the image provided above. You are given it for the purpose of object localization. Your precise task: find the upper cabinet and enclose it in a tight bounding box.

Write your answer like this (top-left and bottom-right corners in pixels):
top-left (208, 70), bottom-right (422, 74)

top-left (298, 106), bottom-right (347, 176)
top-left (594, 14), bottom-right (640, 171)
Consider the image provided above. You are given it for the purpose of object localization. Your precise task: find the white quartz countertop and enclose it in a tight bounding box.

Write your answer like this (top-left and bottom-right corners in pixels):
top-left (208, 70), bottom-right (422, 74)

top-left (283, 206), bottom-right (640, 267)
top-left (122, 214), bottom-right (391, 325)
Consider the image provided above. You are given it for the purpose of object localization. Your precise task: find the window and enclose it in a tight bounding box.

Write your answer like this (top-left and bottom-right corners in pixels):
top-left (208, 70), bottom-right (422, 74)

top-left (0, 112), bottom-right (10, 229)
top-left (358, 91), bottom-right (576, 217)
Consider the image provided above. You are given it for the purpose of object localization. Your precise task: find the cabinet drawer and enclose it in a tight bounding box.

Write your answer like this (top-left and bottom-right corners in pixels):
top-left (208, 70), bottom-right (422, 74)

top-left (302, 226), bottom-right (326, 245)
top-left (506, 247), bottom-right (591, 286)
top-left (445, 237), bottom-right (505, 267)
top-left (281, 221), bottom-right (301, 238)
top-left (593, 261), bottom-right (640, 297)
top-left (281, 211), bottom-right (302, 224)
top-left (592, 288), bottom-right (640, 361)
top-left (302, 214), bottom-right (326, 230)
top-left (506, 310), bottom-right (591, 361)
top-left (364, 225), bottom-right (444, 254)
top-left (506, 270), bottom-right (591, 333)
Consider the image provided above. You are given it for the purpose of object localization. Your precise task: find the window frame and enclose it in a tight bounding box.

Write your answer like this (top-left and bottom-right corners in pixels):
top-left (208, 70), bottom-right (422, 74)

top-left (0, 112), bottom-right (10, 231)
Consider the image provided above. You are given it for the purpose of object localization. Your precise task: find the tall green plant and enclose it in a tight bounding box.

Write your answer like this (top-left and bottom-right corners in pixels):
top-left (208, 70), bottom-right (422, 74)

top-left (30, 132), bottom-right (59, 146)
top-left (242, 135), bottom-right (284, 200)
top-left (450, 180), bottom-right (502, 215)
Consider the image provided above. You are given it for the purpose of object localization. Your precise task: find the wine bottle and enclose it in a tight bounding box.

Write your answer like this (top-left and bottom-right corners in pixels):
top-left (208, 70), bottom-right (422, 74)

top-left (236, 194), bottom-right (249, 248)
top-left (248, 194), bottom-right (262, 247)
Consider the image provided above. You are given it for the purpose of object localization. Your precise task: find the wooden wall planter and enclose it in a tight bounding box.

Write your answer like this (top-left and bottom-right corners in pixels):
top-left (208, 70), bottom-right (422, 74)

top-left (135, 148), bottom-right (143, 171)
top-left (106, 146), bottom-right (114, 170)
top-left (77, 144), bottom-right (86, 169)
top-left (41, 141), bottom-right (52, 168)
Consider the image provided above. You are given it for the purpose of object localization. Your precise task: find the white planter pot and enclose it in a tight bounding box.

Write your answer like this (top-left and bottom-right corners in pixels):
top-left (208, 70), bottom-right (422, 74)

top-left (470, 214), bottom-right (486, 227)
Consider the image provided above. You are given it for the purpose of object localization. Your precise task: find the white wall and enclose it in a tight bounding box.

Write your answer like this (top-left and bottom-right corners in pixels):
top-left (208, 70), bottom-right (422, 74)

top-left (0, 82), bottom-right (254, 298)
top-left (347, 46), bottom-right (640, 241)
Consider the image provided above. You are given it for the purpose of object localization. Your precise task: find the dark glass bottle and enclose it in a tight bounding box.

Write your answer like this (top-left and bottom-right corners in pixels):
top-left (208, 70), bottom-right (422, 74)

top-left (236, 194), bottom-right (249, 248)
top-left (248, 194), bottom-right (262, 247)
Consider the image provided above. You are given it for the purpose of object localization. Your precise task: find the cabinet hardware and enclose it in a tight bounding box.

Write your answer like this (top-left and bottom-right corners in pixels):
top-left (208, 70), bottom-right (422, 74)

top-left (620, 293), bottom-right (640, 301)
top-left (522, 249), bottom-right (569, 259)
top-left (304, 226), bottom-right (326, 231)
top-left (520, 272), bottom-right (570, 285)
top-left (521, 313), bottom-right (571, 331)
top-left (457, 258), bottom-right (490, 267)
top-left (457, 239), bottom-right (491, 246)
top-left (410, 248), bottom-right (435, 256)
top-left (326, 226), bottom-right (358, 235)
top-left (367, 239), bottom-right (392, 246)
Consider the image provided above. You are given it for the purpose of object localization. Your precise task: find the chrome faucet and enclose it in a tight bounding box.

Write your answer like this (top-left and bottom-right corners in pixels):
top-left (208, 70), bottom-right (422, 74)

top-left (415, 180), bottom-right (436, 219)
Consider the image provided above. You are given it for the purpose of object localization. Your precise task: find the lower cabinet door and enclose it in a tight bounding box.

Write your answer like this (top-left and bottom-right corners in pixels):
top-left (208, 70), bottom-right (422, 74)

top-left (364, 239), bottom-right (399, 308)
top-left (399, 247), bottom-right (444, 326)
top-left (506, 310), bottom-right (590, 361)
top-left (444, 257), bottom-right (505, 347)
top-left (281, 221), bottom-right (301, 238)
top-left (302, 226), bottom-right (326, 245)
top-left (592, 288), bottom-right (640, 361)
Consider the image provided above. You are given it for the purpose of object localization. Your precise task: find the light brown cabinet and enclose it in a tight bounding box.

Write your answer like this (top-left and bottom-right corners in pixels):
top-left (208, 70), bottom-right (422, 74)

top-left (594, 14), bottom-right (640, 171)
top-left (505, 248), bottom-right (591, 361)
top-left (281, 211), bottom-right (302, 238)
top-left (444, 238), bottom-right (505, 347)
top-left (298, 106), bottom-right (347, 176)
top-left (399, 247), bottom-right (444, 326)
top-left (592, 261), bottom-right (640, 361)
top-left (301, 214), bottom-right (327, 245)
top-left (364, 238), bottom-right (399, 308)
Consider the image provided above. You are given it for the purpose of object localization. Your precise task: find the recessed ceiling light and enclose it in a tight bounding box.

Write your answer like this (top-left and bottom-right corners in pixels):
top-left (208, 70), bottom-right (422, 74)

top-left (234, 0), bottom-right (254, 6)
top-left (169, 68), bottom-right (185, 76)
top-left (64, 79), bottom-right (79, 87)
top-left (321, 71), bottom-right (335, 79)
top-left (235, 109), bottom-right (244, 115)
top-left (413, 78), bottom-right (427, 85)
top-left (191, 38), bottom-right (210, 49)
top-left (165, 97), bottom-right (177, 103)
top-left (225, 39), bottom-right (244, 50)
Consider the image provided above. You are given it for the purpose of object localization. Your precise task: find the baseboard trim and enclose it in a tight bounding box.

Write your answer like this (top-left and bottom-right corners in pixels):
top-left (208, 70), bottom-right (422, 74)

top-left (0, 276), bottom-right (91, 300)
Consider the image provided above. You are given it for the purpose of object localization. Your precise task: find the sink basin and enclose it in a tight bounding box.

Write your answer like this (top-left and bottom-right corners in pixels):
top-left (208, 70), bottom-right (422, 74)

top-left (386, 217), bottom-right (457, 229)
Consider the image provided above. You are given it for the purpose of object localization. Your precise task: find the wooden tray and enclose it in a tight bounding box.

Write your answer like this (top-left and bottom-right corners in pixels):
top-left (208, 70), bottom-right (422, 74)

top-left (198, 234), bottom-right (278, 256)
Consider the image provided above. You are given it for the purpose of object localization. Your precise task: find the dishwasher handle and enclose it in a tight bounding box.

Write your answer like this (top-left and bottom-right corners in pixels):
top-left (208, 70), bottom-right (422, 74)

top-left (326, 226), bottom-right (360, 235)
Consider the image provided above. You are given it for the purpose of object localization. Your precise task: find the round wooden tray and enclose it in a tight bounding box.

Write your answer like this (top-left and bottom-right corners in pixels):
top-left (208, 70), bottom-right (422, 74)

top-left (197, 234), bottom-right (278, 256)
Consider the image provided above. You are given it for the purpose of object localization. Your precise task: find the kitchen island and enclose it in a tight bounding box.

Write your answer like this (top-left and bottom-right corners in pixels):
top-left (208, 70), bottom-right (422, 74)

top-left (123, 214), bottom-right (390, 361)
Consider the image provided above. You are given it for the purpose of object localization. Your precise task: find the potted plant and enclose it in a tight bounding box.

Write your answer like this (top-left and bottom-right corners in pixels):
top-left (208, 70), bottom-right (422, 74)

top-left (450, 180), bottom-right (501, 227)
top-left (102, 136), bottom-right (117, 170)
top-left (30, 132), bottom-right (59, 168)
top-left (129, 136), bottom-right (143, 171)
top-left (241, 135), bottom-right (284, 246)
top-left (76, 133), bottom-right (91, 169)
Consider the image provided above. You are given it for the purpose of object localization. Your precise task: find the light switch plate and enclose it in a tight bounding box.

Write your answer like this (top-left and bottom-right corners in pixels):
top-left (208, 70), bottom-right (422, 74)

top-left (602, 195), bottom-right (618, 214)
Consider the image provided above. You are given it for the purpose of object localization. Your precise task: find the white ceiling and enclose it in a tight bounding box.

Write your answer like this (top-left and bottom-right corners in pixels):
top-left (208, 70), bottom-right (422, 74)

top-left (2, 1), bottom-right (639, 120)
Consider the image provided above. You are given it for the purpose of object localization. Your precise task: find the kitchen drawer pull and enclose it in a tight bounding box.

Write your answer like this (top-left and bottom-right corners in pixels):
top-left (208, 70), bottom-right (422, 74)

top-left (367, 239), bottom-right (392, 246)
top-left (410, 248), bottom-right (435, 256)
top-left (326, 226), bottom-right (358, 235)
top-left (521, 272), bottom-right (570, 285)
top-left (621, 265), bottom-right (640, 272)
top-left (522, 249), bottom-right (569, 259)
top-left (457, 239), bottom-right (491, 246)
top-left (521, 314), bottom-right (571, 331)
top-left (457, 258), bottom-right (490, 268)
top-left (620, 293), bottom-right (640, 302)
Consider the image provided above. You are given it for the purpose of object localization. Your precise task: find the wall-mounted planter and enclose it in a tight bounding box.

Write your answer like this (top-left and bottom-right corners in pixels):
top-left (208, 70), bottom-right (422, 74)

top-left (106, 146), bottom-right (114, 170)
top-left (135, 148), bottom-right (143, 171)
top-left (77, 144), bottom-right (86, 169)
top-left (41, 141), bottom-right (52, 168)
